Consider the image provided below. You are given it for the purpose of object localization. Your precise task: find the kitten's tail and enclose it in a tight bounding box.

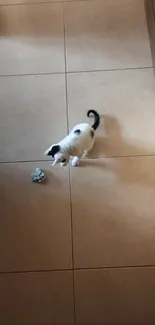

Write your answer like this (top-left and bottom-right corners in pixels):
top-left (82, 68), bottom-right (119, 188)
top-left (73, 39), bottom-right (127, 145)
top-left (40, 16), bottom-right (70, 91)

top-left (87, 110), bottom-right (100, 131)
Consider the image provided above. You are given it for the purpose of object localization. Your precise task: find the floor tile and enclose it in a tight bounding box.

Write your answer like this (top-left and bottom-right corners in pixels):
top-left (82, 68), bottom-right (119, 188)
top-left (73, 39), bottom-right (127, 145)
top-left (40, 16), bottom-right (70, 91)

top-left (74, 268), bottom-right (155, 325)
top-left (71, 157), bottom-right (155, 268)
top-left (0, 3), bottom-right (64, 75)
top-left (0, 162), bottom-right (72, 272)
top-left (64, 0), bottom-right (152, 72)
top-left (0, 271), bottom-right (74, 325)
top-left (67, 68), bottom-right (155, 158)
top-left (0, 74), bottom-right (66, 162)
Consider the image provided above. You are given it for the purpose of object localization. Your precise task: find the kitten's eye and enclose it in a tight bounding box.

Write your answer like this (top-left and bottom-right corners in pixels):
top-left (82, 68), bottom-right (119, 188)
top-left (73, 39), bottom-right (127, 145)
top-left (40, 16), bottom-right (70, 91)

top-left (61, 158), bottom-right (66, 163)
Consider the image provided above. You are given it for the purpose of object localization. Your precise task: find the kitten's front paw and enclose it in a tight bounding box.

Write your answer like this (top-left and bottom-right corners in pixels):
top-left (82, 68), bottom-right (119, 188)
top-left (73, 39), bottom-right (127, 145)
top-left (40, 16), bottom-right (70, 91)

top-left (72, 157), bottom-right (80, 167)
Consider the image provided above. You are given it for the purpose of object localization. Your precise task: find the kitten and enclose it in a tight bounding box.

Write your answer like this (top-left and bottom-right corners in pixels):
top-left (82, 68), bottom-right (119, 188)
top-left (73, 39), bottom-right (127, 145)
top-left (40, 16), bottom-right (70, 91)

top-left (44, 110), bottom-right (100, 167)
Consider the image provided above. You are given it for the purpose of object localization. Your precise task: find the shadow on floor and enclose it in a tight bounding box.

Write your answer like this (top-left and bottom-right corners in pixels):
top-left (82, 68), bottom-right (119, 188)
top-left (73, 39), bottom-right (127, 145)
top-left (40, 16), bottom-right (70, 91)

top-left (82, 114), bottom-right (155, 188)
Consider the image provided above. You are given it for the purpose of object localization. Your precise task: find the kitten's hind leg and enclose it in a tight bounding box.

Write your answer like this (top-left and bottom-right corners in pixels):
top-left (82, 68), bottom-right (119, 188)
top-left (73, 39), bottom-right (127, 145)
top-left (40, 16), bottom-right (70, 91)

top-left (83, 150), bottom-right (89, 158)
top-left (72, 156), bottom-right (81, 167)
top-left (72, 147), bottom-right (92, 166)
top-left (72, 150), bottom-right (89, 166)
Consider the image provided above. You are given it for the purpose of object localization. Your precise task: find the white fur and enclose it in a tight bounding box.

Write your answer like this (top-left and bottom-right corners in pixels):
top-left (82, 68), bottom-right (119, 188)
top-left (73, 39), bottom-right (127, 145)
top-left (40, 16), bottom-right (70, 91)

top-left (44, 123), bottom-right (95, 167)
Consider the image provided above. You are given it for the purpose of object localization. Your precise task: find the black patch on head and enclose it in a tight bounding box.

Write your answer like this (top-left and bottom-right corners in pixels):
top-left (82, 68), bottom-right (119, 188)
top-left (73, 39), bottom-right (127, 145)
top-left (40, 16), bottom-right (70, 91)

top-left (48, 145), bottom-right (60, 157)
top-left (61, 158), bottom-right (66, 163)
top-left (74, 129), bottom-right (81, 135)
top-left (90, 130), bottom-right (95, 137)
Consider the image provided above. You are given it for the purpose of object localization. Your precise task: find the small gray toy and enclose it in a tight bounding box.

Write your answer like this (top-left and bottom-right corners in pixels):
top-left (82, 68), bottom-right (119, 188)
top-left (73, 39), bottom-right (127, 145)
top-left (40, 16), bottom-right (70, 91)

top-left (31, 168), bottom-right (46, 183)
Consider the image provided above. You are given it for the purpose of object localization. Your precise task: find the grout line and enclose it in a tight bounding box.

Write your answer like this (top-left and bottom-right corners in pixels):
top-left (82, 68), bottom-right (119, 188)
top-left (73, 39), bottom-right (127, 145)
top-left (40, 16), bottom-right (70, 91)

top-left (66, 66), bottom-right (153, 74)
top-left (0, 0), bottom-right (77, 6)
top-left (0, 268), bottom-right (72, 275)
top-left (69, 164), bottom-right (77, 325)
top-left (85, 153), bottom-right (155, 159)
top-left (74, 264), bottom-right (155, 271)
top-left (72, 266), bottom-right (76, 325)
top-left (0, 72), bottom-right (65, 78)
top-left (0, 159), bottom-right (53, 164)
top-left (1, 153), bottom-right (155, 164)
top-left (63, 4), bottom-right (76, 325)
top-left (1, 264), bottom-right (155, 275)
top-left (0, 0), bottom-right (147, 6)
top-left (2, 0), bottom-right (155, 7)
top-left (0, 66), bottom-right (153, 79)
top-left (62, 2), bottom-right (69, 134)
top-left (0, 0), bottom-right (87, 6)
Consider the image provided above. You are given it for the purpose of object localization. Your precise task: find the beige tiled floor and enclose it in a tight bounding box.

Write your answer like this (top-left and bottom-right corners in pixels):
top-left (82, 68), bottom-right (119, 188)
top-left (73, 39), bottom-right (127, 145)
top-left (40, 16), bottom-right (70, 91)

top-left (0, 271), bottom-right (74, 325)
top-left (64, 0), bottom-right (152, 71)
top-left (0, 0), bottom-right (155, 325)
top-left (0, 74), bottom-right (67, 161)
top-left (0, 3), bottom-right (65, 75)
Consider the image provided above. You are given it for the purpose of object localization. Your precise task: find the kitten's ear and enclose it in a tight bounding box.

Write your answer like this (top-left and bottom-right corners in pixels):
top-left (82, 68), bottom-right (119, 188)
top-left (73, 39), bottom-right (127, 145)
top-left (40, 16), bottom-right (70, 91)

top-left (44, 145), bottom-right (60, 157)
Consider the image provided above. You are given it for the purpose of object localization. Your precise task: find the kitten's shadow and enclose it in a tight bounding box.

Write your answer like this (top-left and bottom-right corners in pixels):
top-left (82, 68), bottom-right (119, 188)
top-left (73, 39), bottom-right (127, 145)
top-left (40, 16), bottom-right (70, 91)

top-left (89, 114), bottom-right (150, 158)
top-left (83, 115), bottom-right (155, 187)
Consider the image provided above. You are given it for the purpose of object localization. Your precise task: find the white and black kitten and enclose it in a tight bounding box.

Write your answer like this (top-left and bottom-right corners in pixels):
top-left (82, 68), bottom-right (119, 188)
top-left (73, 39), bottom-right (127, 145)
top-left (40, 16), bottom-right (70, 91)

top-left (44, 110), bottom-right (100, 167)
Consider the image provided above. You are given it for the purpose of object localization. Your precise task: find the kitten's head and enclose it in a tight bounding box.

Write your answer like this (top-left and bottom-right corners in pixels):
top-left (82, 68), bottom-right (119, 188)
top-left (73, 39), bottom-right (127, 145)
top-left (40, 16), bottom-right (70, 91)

top-left (44, 144), bottom-right (67, 166)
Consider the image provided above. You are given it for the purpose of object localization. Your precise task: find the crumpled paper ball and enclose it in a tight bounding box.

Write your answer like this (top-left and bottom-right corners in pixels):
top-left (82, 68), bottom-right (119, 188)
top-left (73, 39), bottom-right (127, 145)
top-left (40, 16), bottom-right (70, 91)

top-left (31, 168), bottom-right (46, 183)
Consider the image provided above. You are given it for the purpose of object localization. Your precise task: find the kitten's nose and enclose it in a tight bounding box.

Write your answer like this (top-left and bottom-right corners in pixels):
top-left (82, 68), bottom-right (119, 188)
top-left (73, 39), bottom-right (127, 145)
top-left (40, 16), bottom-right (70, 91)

top-left (44, 149), bottom-right (48, 156)
top-left (44, 149), bottom-right (50, 156)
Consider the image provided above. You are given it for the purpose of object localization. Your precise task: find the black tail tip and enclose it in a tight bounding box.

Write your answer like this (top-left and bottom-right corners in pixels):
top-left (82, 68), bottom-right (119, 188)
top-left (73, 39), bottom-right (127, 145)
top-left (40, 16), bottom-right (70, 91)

top-left (87, 109), bottom-right (100, 118)
top-left (87, 109), bottom-right (95, 117)
top-left (87, 109), bottom-right (100, 116)
top-left (87, 109), bottom-right (100, 131)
